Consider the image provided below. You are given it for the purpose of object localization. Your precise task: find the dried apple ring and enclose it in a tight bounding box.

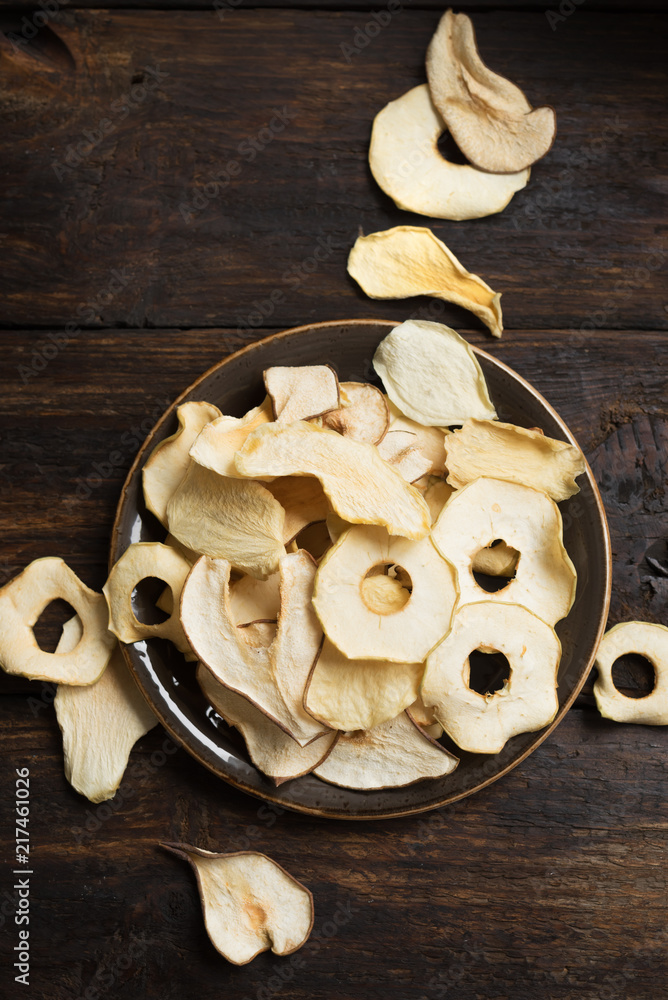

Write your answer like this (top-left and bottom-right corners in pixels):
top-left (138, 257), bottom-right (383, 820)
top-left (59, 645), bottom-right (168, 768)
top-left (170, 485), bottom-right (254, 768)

top-left (0, 557), bottom-right (115, 684)
top-left (593, 622), bottom-right (668, 725)
top-left (422, 601), bottom-right (561, 753)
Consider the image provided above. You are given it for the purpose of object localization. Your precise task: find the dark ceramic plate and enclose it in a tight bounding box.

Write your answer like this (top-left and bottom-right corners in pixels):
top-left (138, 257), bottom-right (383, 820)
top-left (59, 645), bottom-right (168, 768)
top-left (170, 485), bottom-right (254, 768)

top-left (111, 320), bottom-right (611, 820)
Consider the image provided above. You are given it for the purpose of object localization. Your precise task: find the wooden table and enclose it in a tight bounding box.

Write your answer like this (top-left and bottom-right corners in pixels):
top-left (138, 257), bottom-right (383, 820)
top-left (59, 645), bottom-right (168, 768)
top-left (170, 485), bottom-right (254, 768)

top-left (1, 2), bottom-right (666, 997)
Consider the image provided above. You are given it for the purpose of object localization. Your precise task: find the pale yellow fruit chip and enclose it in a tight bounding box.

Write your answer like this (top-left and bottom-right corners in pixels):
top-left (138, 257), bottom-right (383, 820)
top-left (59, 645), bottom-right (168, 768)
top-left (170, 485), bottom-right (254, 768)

top-left (0, 557), bottom-right (115, 684)
top-left (348, 227), bottom-right (503, 338)
top-left (264, 476), bottom-right (330, 544)
top-left (593, 622), bottom-right (668, 725)
top-left (406, 695), bottom-right (443, 739)
top-left (369, 84), bottom-right (529, 221)
top-left (189, 397), bottom-right (273, 479)
top-left (229, 572), bottom-right (281, 626)
top-left (373, 321), bottom-right (497, 427)
top-left (387, 400), bottom-right (448, 474)
top-left (422, 601), bottom-right (561, 753)
top-left (235, 421), bottom-right (430, 541)
top-left (317, 381), bottom-right (389, 445)
top-left (423, 478), bottom-right (456, 523)
top-left (264, 365), bottom-right (340, 423)
top-left (377, 430), bottom-right (433, 483)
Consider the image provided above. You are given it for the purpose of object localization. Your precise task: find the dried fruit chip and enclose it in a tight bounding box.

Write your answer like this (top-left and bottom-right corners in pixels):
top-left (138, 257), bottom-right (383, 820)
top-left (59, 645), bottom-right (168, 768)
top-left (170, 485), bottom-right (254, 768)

top-left (445, 419), bottom-right (586, 501)
top-left (431, 477), bottom-right (576, 627)
top-left (54, 616), bottom-right (156, 802)
top-left (189, 397), bottom-right (273, 479)
top-left (317, 381), bottom-right (389, 445)
top-left (377, 430), bottom-right (434, 483)
top-left (264, 477), bottom-right (330, 544)
top-left (229, 572), bottom-right (281, 626)
top-left (373, 320), bottom-right (497, 427)
top-left (593, 622), bottom-right (668, 725)
top-left (369, 84), bottom-right (529, 220)
top-left (314, 712), bottom-right (458, 789)
top-left (348, 227), bottom-right (503, 338)
top-left (426, 10), bottom-right (556, 174)
top-left (235, 421), bottom-right (430, 540)
top-left (406, 695), bottom-right (443, 739)
top-left (422, 601), bottom-right (561, 753)
top-left (0, 557), bottom-right (115, 684)
top-left (264, 365), bottom-right (340, 423)
top-left (161, 844), bottom-right (314, 965)
top-left (313, 524), bottom-right (457, 663)
top-left (387, 400), bottom-right (448, 474)
top-left (422, 478), bottom-right (456, 523)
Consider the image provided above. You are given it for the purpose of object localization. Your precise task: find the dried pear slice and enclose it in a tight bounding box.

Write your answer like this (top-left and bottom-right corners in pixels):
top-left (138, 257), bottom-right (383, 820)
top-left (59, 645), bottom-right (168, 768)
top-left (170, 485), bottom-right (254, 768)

top-left (472, 541), bottom-right (519, 578)
top-left (369, 84), bottom-right (529, 221)
top-left (373, 320), bottom-right (496, 427)
top-left (377, 430), bottom-right (433, 483)
top-left (54, 616), bottom-right (157, 802)
top-left (387, 400), bottom-right (448, 474)
top-left (314, 712), bottom-right (458, 789)
top-left (593, 622), bottom-right (668, 725)
top-left (180, 551), bottom-right (328, 746)
top-left (167, 463), bottom-right (286, 579)
top-left (264, 365), bottom-right (340, 423)
top-left (426, 10), bottom-right (556, 174)
top-left (142, 401), bottom-right (222, 526)
top-left (189, 397), bottom-right (273, 479)
top-left (348, 227), bottom-right (503, 338)
top-left (236, 421), bottom-right (430, 541)
top-left (161, 844), bottom-right (314, 965)
top-left (318, 382), bottom-right (389, 445)
top-left (264, 476), bottom-right (330, 544)
top-left (0, 557), bottom-right (115, 684)
top-left (422, 601), bottom-right (561, 753)
top-left (313, 524), bottom-right (457, 663)
top-left (445, 419), bottom-right (586, 502)
top-left (432, 477), bottom-right (576, 627)
top-left (197, 663), bottom-right (337, 783)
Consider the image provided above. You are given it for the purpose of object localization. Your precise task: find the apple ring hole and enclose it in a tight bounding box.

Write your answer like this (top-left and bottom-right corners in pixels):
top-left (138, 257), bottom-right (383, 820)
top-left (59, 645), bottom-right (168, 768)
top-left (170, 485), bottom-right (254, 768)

top-left (360, 563), bottom-right (413, 615)
top-left (436, 131), bottom-right (471, 166)
top-left (610, 653), bottom-right (656, 699)
top-left (131, 577), bottom-right (172, 626)
top-left (33, 599), bottom-right (77, 653)
top-left (468, 648), bottom-right (511, 696)
top-left (472, 539), bottom-right (520, 594)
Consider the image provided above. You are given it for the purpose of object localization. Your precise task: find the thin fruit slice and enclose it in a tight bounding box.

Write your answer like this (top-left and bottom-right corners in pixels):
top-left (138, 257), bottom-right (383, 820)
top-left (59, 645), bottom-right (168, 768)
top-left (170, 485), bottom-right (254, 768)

top-left (373, 320), bottom-right (496, 427)
top-left (348, 227), bottom-right (503, 338)
top-left (236, 421), bottom-right (430, 541)
top-left (314, 712), bottom-right (458, 789)
top-left (181, 551), bottom-right (328, 746)
top-left (189, 397), bottom-right (273, 479)
top-left (161, 844), bottom-right (314, 965)
top-left (472, 541), bottom-right (519, 578)
top-left (423, 478), bottom-right (456, 523)
top-left (422, 601), bottom-right (562, 753)
top-left (387, 400), bottom-right (448, 474)
top-left (317, 382), bottom-right (389, 445)
top-left (593, 622), bottom-right (668, 725)
top-left (197, 664), bottom-right (337, 783)
top-left (0, 557), bottom-right (115, 684)
top-left (426, 10), bottom-right (556, 174)
top-left (142, 401), bottom-right (222, 526)
top-left (229, 572), bottom-right (281, 625)
top-left (54, 616), bottom-right (157, 802)
top-left (369, 84), bottom-right (529, 221)
top-left (167, 463), bottom-right (286, 579)
top-left (264, 477), bottom-right (330, 544)
top-left (264, 365), bottom-right (339, 423)
top-left (377, 431), bottom-right (433, 483)
top-left (445, 418), bottom-right (586, 501)
top-left (432, 477), bottom-right (576, 627)
top-left (103, 542), bottom-right (192, 653)
top-left (313, 524), bottom-right (457, 663)
top-left (406, 695), bottom-right (443, 739)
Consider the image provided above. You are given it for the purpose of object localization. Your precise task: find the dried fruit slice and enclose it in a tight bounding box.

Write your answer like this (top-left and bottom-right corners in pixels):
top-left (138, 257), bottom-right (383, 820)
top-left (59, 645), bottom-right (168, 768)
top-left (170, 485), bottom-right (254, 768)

top-left (426, 10), bottom-right (556, 174)
top-left (103, 542), bottom-right (192, 653)
top-left (387, 400), bottom-right (448, 474)
top-left (373, 321), bottom-right (496, 427)
top-left (313, 524), bottom-right (457, 663)
top-left (377, 431), bottom-right (433, 483)
top-left (406, 695), bottom-right (443, 739)
top-left (432, 477), bottom-right (576, 627)
top-left (472, 541), bottom-right (519, 578)
top-left (264, 477), bottom-right (330, 544)
top-left (161, 844), bottom-right (314, 965)
top-left (304, 638), bottom-right (423, 732)
top-left (314, 712), bottom-right (458, 789)
top-left (142, 401), bottom-right (222, 526)
top-left (423, 478), bottom-right (456, 523)
top-left (189, 397), bottom-right (273, 479)
top-left (229, 572), bottom-right (281, 626)
top-left (181, 551), bottom-right (328, 746)
top-left (236, 421), bottom-right (430, 541)
top-left (445, 419), bottom-right (586, 501)
top-left (0, 557), bottom-right (115, 684)
top-left (167, 463), bottom-right (286, 579)
top-left (197, 663), bottom-right (337, 783)
top-left (317, 382), bottom-right (389, 445)
top-left (369, 84), bottom-right (529, 221)
top-left (264, 365), bottom-right (340, 423)
top-left (54, 616), bottom-right (156, 802)
top-left (348, 227), bottom-right (503, 338)
top-left (593, 622), bottom-right (668, 725)
top-left (422, 601), bottom-right (561, 753)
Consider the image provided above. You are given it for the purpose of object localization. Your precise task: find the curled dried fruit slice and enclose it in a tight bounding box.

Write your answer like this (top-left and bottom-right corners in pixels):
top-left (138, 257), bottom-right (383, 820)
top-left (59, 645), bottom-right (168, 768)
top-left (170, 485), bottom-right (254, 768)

top-left (317, 382), bottom-right (389, 445)
top-left (369, 85), bottom-right (529, 221)
top-left (432, 477), bottom-right (576, 627)
top-left (313, 524), bottom-right (457, 663)
top-left (142, 401), bottom-right (222, 526)
top-left (264, 365), bottom-right (340, 423)
top-left (445, 419), bottom-right (586, 502)
top-left (0, 557), bottom-right (115, 684)
top-left (348, 227), bottom-right (503, 338)
top-left (377, 431), bottom-right (433, 483)
top-left (426, 10), bottom-right (556, 174)
top-left (373, 321), bottom-right (496, 427)
top-left (236, 421), bottom-right (430, 541)
top-left (264, 476), bottom-right (330, 544)
top-left (387, 400), bottom-right (448, 474)
top-left (54, 616), bottom-right (156, 802)
top-left (406, 695), bottom-right (443, 739)
top-left (593, 622), bottom-right (668, 725)
top-left (189, 397), bottom-right (273, 478)
top-left (314, 712), bottom-right (458, 789)
top-left (422, 602), bottom-right (561, 753)
top-left (161, 844), bottom-right (314, 965)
